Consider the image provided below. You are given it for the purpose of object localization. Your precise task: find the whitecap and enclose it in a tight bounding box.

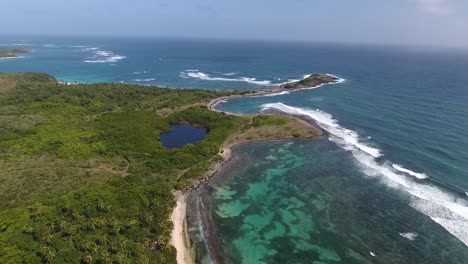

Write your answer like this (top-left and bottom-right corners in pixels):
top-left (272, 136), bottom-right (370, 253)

top-left (261, 103), bottom-right (382, 158)
top-left (258, 91), bottom-right (291, 97)
top-left (260, 103), bottom-right (468, 247)
top-left (42, 44), bottom-right (57, 48)
top-left (399, 232), bottom-right (418, 240)
top-left (392, 164), bottom-right (428, 179)
top-left (222, 72), bottom-right (237, 76)
top-left (84, 49), bottom-right (126, 63)
top-left (0, 43), bottom-right (31, 46)
top-left (180, 70), bottom-right (273, 86)
top-left (133, 78), bottom-right (156, 82)
top-left (132, 71), bottom-right (149, 75)
top-left (0, 56), bottom-right (24, 60)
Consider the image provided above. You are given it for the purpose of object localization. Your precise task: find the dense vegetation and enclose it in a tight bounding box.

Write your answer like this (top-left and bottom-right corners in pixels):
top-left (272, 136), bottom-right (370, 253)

top-left (0, 73), bottom-right (251, 263)
top-left (0, 73), bottom-right (319, 263)
top-left (0, 47), bottom-right (31, 58)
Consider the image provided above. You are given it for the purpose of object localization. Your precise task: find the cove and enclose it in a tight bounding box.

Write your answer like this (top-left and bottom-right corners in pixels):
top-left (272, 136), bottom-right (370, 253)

top-left (160, 124), bottom-right (207, 149)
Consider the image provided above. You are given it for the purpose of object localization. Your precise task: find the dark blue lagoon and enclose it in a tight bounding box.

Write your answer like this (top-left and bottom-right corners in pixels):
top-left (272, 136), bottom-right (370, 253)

top-left (160, 124), bottom-right (207, 149)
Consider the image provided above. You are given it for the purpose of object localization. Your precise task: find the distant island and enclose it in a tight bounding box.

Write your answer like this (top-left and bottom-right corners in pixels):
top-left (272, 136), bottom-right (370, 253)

top-left (0, 47), bottom-right (31, 59)
top-left (0, 72), bottom-right (323, 263)
top-left (208, 73), bottom-right (342, 110)
top-left (279, 73), bottom-right (339, 90)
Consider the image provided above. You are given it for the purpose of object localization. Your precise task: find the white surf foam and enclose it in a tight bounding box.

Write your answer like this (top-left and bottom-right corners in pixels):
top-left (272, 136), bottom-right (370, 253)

top-left (261, 103), bottom-right (382, 158)
top-left (260, 103), bottom-right (468, 247)
top-left (180, 70), bottom-right (273, 86)
top-left (0, 56), bottom-right (24, 60)
top-left (261, 91), bottom-right (291, 97)
top-left (399, 232), bottom-right (418, 240)
top-left (221, 72), bottom-right (237, 76)
top-left (133, 78), bottom-right (156, 82)
top-left (42, 44), bottom-right (58, 48)
top-left (0, 43), bottom-right (32, 46)
top-left (84, 49), bottom-right (126, 63)
top-left (181, 70), bottom-right (345, 89)
top-left (132, 70), bottom-right (150, 75)
top-left (392, 164), bottom-right (428, 179)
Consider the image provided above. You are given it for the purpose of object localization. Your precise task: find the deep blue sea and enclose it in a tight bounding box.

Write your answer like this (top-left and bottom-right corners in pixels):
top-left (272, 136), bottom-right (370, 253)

top-left (2, 36), bottom-right (468, 262)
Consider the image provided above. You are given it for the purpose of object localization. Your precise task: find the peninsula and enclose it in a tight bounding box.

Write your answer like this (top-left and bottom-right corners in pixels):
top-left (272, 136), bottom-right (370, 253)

top-left (0, 47), bottom-right (31, 59)
top-left (0, 72), bottom-right (323, 263)
top-left (208, 73), bottom-right (342, 111)
top-left (279, 73), bottom-right (339, 90)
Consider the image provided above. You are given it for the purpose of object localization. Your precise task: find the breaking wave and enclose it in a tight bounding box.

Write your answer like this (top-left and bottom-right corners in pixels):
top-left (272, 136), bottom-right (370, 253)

top-left (392, 164), bottom-right (428, 179)
top-left (260, 102), bottom-right (468, 247)
top-left (180, 70), bottom-right (346, 89)
top-left (84, 49), bottom-right (126, 63)
top-left (399, 232), bottom-right (418, 241)
top-left (132, 70), bottom-right (150, 75)
top-left (133, 78), bottom-right (156, 82)
top-left (261, 91), bottom-right (291, 97)
top-left (180, 70), bottom-right (273, 86)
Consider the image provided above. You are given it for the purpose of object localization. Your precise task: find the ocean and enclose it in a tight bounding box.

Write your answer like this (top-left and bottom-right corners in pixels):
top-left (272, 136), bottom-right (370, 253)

top-left (1, 36), bottom-right (468, 263)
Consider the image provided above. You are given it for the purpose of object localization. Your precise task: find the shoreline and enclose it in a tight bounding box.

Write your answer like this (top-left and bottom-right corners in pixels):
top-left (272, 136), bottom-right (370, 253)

top-left (169, 136), bottom-right (324, 264)
top-left (170, 76), bottom-right (339, 263)
top-left (0, 56), bottom-right (20, 60)
top-left (170, 191), bottom-right (192, 264)
top-left (207, 73), bottom-right (344, 112)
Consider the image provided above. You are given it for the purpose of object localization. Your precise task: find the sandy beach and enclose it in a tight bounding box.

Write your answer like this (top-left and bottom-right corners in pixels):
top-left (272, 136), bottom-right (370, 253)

top-left (170, 191), bottom-right (192, 264)
top-left (170, 75), bottom-right (340, 263)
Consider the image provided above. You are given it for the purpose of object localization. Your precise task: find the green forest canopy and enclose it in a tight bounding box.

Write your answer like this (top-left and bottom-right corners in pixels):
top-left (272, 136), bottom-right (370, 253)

top-left (0, 73), bottom-right (310, 263)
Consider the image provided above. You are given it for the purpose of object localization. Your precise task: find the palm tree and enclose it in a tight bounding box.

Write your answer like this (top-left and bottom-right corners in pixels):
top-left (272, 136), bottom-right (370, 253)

top-left (83, 254), bottom-right (93, 264)
top-left (40, 247), bottom-right (56, 263)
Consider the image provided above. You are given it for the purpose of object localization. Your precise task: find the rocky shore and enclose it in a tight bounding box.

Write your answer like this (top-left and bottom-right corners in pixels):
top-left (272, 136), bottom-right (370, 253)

top-left (170, 87), bottom-right (331, 263)
top-left (207, 73), bottom-right (343, 111)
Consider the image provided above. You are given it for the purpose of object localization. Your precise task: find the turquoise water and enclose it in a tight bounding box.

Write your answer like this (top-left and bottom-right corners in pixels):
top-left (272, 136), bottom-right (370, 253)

top-left (187, 140), bottom-right (468, 263)
top-left (1, 36), bottom-right (468, 262)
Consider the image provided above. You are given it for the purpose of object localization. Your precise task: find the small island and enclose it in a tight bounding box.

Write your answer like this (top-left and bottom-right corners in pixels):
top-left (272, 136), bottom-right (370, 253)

top-left (208, 73), bottom-right (342, 110)
top-left (0, 47), bottom-right (31, 59)
top-left (279, 73), bottom-right (339, 90)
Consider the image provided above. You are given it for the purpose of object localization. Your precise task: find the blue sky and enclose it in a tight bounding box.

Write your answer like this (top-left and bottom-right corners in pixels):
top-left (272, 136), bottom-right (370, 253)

top-left (2, 0), bottom-right (468, 47)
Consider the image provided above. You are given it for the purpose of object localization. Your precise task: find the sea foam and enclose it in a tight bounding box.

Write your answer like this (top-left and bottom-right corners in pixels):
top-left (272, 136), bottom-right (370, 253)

top-left (399, 232), bottom-right (418, 240)
top-left (180, 70), bottom-right (273, 86)
top-left (133, 78), bottom-right (156, 82)
top-left (84, 48), bottom-right (125, 63)
top-left (260, 103), bottom-right (468, 247)
top-left (261, 103), bottom-right (382, 158)
top-left (392, 164), bottom-right (428, 179)
top-left (181, 70), bottom-right (346, 88)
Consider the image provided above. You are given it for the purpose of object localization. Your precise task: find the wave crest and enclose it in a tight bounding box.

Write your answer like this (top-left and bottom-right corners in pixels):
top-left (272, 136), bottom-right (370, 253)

top-left (260, 102), bottom-right (468, 247)
top-left (84, 49), bottom-right (126, 63)
top-left (180, 70), bottom-right (273, 86)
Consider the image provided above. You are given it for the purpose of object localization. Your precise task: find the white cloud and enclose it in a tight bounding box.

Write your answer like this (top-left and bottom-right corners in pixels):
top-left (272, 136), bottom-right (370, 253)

top-left (414, 0), bottom-right (453, 15)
